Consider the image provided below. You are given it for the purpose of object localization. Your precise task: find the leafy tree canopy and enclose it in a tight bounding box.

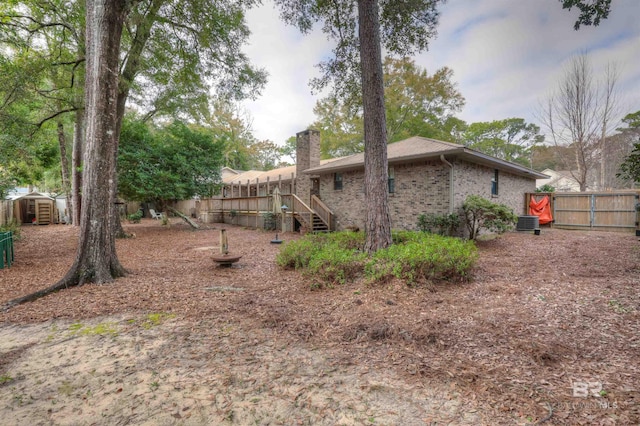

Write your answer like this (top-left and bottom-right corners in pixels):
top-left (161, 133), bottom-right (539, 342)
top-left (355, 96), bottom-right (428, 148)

top-left (312, 57), bottom-right (464, 158)
top-left (280, 136), bottom-right (297, 163)
top-left (384, 58), bottom-right (465, 143)
top-left (205, 99), bottom-right (257, 170)
top-left (560, 0), bottom-right (612, 30)
top-left (274, 0), bottom-right (440, 102)
top-left (118, 117), bottom-right (224, 206)
top-left (618, 110), bottom-right (640, 134)
top-left (617, 143), bottom-right (640, 184)
top-left (0, 0), bottom-right (266, 193)
top-left (313, 94), bottom-right (364, 158)
top-left (617, 110), bottom-right (640, 184)
top-left (462, 118), bottom-right (544, 167)
top-left (247, 139), bottom-right (285, 171)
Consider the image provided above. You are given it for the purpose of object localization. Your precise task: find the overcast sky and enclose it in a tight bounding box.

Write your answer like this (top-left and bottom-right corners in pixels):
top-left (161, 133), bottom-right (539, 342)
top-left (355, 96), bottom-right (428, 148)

top-left (240, 0), bottom-right (640, 145)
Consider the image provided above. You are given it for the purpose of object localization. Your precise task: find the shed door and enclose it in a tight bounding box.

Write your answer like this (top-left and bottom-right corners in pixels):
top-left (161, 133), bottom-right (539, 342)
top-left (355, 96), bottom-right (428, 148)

top-left (36, 200), bottom-right (52, 225)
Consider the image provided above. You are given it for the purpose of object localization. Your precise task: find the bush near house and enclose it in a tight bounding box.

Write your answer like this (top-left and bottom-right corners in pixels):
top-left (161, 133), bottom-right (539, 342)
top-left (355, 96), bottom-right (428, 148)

top-left (277, 231), bottom-right (477, 287)
top-left (417, 212), bottom-right (460, 236)
top-left (462, 195), bottom-right (517, 240)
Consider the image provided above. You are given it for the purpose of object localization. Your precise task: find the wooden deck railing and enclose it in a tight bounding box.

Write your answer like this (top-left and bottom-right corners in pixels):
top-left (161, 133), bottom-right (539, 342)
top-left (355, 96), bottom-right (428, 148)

top-left (289, 194), bottom-right (314, 229)
top-left (219, 196), bottom-right (271, 213)
top-left (198, 194), bottom-right (333, 232)
top-left (311, 195), bottom-right (333, 230)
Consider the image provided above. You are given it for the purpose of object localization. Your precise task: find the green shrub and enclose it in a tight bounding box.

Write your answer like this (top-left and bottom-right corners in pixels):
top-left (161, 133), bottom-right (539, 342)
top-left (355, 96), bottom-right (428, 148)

top-left (391, 230), bottom-right (423, 244)
top-left (262, 212), bottom-right (276, 230)
top-left (462, 195), bottom-right (517, 240)
top-left (322, 230), bottom-right (365, 250)
top-left (276, 235), bottom-right (325, 269)
top-left (277, 230), bottom-right (477, 288)
top-left (417, 212), bottom-right (460, 236)
top-left (127, 210), bottom-right (143, 223)
top-left (0, 218), bottom-right (20, 240)
top-left (307, 245), bottom-right (367, 286)
top-left (366, 233), bottom-right (477, 284)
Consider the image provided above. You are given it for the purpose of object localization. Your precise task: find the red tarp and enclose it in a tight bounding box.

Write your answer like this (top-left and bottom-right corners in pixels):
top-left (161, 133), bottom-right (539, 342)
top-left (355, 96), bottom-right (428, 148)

top-left (529, 195), bottom-right (553, 225)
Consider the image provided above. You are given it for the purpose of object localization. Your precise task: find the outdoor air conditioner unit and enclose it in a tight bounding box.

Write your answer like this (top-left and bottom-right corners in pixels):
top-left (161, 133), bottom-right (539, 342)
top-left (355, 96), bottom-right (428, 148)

top-left (516, 215), bottom-right (539, 231)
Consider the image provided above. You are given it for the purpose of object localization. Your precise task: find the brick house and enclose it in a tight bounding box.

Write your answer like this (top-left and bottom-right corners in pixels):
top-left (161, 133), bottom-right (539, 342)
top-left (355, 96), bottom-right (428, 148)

top-left (220, 129), bottom-right (547, 232)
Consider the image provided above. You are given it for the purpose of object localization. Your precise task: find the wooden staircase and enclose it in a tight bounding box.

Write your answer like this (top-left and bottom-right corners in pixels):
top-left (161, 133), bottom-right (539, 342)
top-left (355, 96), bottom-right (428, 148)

top-left (290, 194), bottom-right (333, 232)
top-left (311, 214), bottom-right (329, 232)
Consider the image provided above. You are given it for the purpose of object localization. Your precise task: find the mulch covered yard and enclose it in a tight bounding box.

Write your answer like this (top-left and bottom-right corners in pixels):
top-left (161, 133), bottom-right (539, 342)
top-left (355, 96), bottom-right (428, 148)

top-left (1, 220), bottom-right (639, 424)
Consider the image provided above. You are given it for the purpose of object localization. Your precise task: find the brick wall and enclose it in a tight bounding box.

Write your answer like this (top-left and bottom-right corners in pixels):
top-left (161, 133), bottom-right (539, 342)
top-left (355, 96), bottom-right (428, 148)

top-left (452, 160), bottom-right (534, 216)
top-left (319, 160), bottom-right (453, 231)
top-left (318, 158), bottom-right (535, 231)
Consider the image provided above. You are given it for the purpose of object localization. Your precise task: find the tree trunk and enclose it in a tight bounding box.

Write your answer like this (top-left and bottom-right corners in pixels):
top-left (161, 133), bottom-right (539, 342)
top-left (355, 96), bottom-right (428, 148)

top-left (358, 0), bottom-right (392, 253)
top-left (74, 0), bottom-right (128, 275)
top-left (3, 0), bottom-right (129, 312)
top-left (72, 109), bottom-right (83, 225)
top-left (72, 33), bottom-right (85, 227)
top-left (112, 0), bottom-right (163, 238)
top-left (56, 121), bottom-right (72, 223)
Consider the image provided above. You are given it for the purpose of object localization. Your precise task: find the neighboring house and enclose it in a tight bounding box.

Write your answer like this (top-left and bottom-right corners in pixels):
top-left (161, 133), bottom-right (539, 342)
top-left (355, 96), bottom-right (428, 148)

top-left (220, 130), bottom-right (547, 232)
top-left (221, 166), bottom-right (242, 181)
top-left (536, 169), bottom-right (581, 192)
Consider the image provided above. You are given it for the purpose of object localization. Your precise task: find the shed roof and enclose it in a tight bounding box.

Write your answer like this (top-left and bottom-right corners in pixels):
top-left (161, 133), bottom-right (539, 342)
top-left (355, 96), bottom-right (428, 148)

top-left (6, 191), bottom-right (55, 201)
top-left (304, 136), bottom-right (548, 179)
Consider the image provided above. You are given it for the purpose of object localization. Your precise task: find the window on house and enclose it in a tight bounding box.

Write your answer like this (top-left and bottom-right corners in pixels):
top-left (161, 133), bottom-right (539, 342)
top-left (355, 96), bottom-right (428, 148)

top-left (334, 173), bottom-right (343, 190)
top-left (491, 169), bottom-right (499, 196)
top-left (388, 166), bottom-right (395, 194)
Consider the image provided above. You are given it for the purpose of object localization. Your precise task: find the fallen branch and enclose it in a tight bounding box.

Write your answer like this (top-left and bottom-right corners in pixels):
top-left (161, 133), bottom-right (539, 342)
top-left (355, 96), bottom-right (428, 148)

top-left (168, 207), bottom-right (199, 229)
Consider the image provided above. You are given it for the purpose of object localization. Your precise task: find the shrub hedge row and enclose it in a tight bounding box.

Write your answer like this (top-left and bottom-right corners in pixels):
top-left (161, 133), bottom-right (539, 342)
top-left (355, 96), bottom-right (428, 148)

top-left (277, 231), bottom-right (477, 288)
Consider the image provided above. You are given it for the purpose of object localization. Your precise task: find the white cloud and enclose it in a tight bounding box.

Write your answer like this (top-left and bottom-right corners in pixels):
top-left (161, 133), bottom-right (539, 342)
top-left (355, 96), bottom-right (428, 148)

top-left (242, 0), bottom-right (640, 145)
top-left (240, 3), bottom-right (333, 144)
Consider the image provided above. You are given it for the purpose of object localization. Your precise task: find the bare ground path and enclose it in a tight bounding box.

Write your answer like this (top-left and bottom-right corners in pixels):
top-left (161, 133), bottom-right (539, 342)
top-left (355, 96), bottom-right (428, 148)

top-left (0, 316), bottom-right (483, 425)
top-left (1, 220), bottom-right (639, 424)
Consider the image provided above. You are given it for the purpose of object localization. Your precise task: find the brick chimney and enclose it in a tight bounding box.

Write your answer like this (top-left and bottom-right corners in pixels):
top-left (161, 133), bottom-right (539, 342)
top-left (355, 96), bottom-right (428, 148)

top-left (295, 129), bottom-right (320, 204)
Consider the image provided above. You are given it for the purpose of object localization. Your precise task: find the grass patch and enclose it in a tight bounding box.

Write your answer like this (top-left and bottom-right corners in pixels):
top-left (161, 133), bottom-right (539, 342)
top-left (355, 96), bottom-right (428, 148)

top-left (277, 231), bottom-right (477, 287)
top-left (141, 312), bottom-right (176, 329)
top-left (69, 322), bottom-right (119, 336)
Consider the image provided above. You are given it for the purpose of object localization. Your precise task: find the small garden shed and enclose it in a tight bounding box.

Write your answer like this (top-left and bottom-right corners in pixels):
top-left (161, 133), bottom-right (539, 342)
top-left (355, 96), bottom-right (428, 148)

top-left (6, 191), bottom-right (57, 225)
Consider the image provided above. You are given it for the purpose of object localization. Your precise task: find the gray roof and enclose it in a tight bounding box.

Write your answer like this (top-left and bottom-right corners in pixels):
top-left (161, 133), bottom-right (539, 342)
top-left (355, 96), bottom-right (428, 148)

top-left (6, 191), bottom-right (55, 201)
top-left (304, 136), bottom-right (548, 179)
top-left (223, 158), bottom-right (344, 185)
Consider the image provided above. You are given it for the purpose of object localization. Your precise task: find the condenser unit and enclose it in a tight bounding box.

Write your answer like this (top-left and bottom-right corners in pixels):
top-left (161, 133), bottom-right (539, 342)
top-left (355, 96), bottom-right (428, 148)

top-left (516, 215), bottom-right (539, 231)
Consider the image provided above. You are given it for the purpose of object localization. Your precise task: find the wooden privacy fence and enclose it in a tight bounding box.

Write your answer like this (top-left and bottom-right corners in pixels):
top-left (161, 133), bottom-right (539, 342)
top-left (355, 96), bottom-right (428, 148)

top-left (527, 191), bottom-right (640, 232)
top-left (1, 231), bottom-right (14, 269)
top-left (0, 200), bottom-right (13, 227)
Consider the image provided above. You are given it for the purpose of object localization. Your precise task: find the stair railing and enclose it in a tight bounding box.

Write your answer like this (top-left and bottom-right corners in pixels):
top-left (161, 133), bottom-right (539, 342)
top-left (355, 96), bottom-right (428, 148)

top-left (290, 194), bottom-right (314, 230)
top-left (310, 195), bottom-right (333, 231)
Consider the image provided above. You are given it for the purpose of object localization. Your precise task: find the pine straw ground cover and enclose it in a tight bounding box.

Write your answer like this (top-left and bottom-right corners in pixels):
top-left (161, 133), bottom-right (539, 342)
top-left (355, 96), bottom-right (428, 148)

top-left (0, 220), bottom-right (639, 425)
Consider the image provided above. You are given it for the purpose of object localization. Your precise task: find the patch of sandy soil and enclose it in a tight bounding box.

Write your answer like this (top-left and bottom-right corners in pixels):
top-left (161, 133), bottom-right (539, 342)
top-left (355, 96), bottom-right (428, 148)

top-left (1, 220), bottom-right (639, 425)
